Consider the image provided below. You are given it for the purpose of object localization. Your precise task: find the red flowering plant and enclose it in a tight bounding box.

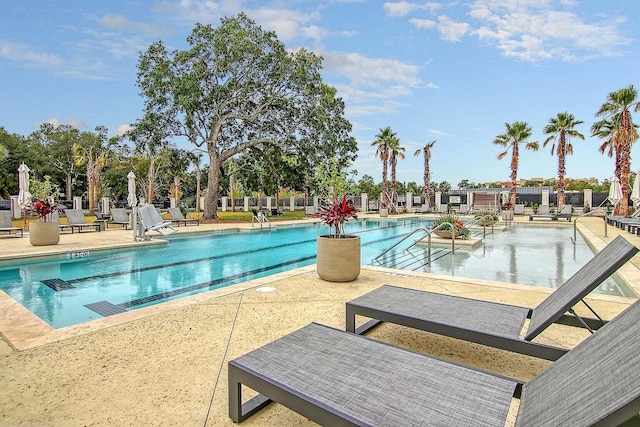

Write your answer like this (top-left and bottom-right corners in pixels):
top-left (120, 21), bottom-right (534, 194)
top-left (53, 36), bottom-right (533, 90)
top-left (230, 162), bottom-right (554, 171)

top-left (314, 159), bottom-right (358, 238)
top-left (28, 199), bottom-right (66, 222)
top-left (320, 195), bottom-right (358, 238)
top-left (27, 176), bottom-right (66, 222)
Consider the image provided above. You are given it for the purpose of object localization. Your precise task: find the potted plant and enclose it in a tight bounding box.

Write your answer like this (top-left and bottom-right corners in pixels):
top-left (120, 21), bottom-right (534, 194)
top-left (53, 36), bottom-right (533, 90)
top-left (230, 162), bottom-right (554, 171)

top-left (474, 209), bottom-right (499, 226)
top-left (431, 213), bottom-right (470, 239)
top-left (501, 201), bottom-right (514, 221)
top-left (314, 159), bottom-right (361, 282)
top-left (27, 177), bottom-right (66, 246)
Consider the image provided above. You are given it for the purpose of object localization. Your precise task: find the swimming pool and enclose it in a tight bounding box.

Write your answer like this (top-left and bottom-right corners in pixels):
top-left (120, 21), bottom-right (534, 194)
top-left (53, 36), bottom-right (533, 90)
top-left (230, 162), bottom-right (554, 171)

top-left (0, 219), bottom-right (630, 328)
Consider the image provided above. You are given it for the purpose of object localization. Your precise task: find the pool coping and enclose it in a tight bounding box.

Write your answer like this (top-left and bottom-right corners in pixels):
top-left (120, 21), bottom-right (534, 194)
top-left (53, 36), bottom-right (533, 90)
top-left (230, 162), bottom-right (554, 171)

top-left (1, 217), bottom-right (638, 351)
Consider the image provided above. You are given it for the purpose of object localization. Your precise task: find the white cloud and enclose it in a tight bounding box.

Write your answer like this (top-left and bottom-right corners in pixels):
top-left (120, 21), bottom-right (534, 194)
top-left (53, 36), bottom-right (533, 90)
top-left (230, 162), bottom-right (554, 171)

top-left (384, 1), bottom-right (442, 18)
top-left (116, 124), bottom-right (133, 136)
top-left (409, 18), bottom-right (436, 30)
top-left (436, 15), bottom-right (469, 42)
top-left (324, 52), bottom-right (421, 88)
top-left (0, 40), bottom-right (62, 68)
top-left (44, 118), bottom-right (88, 129)
top-left (100, 15), bottom-right (171, 37)
top-left (468, 0), bottom-right (630, 61)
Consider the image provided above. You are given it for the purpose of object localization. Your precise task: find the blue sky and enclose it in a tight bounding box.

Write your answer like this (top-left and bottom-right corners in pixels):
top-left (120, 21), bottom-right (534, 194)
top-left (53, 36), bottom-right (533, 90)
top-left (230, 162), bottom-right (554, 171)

top-left (2, 0), bottom-right (639, 188)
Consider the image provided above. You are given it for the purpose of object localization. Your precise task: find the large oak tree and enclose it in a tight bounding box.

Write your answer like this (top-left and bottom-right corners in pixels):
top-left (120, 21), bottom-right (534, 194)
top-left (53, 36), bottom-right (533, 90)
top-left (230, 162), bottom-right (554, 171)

top-left (134, 13), bottom-right (356, 219)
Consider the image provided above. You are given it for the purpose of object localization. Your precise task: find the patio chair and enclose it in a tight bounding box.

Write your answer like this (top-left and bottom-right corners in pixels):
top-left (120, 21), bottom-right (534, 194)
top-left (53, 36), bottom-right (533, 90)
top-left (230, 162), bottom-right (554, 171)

top-left (108, 208), bottom-right (130, 229)
top-left (59, 209), bottom-right (101, 233)
top-left (0, 211), bottom-right (23, 237)
top-left (514, 204), bottom-right (525, 215)
top-left (528, 204), bottom-right (557, 221)
top-left (419, 204), bottom-right (431, 214)
top-left (304, 206), bottom-right (320, 217)
top-left (458, 203), bottom-right (469, 214)
top-left (136, 204), bottom-right (178, 236)
top-left (438, 204), bottom-right (448, 213)
top-left (609, 209), bottom-right (640, 229)
top-left (167, 208), bottom-right (199, 226)
top-left (346, 235), bottom-right (638, 361)
top-left (556, 204), bottom-right (572, 221)
top-left (229, 298), bottom-right (640, 425)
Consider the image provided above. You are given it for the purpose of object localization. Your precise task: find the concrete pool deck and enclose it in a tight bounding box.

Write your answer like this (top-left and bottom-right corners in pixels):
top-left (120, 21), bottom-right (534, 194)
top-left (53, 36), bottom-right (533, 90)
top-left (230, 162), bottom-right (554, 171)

top-left (0, 214), bottom-right (638, 425)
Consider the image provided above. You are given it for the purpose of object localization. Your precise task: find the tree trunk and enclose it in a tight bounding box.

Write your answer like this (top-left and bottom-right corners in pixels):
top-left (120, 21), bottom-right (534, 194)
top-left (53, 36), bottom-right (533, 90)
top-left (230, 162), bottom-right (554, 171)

top-left (204, 152), bottom-right (220, 220)
top-left (557, 135), bottom-right (566, 208)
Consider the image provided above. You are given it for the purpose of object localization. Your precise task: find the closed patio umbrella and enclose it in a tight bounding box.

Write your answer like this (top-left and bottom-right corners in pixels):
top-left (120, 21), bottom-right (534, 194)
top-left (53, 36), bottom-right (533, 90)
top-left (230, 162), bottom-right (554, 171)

top-left (17, 163), bottom-right (32, 229)
top-left (127, 171), bottom-right (138, 240)
top-left (631, 173), bottom-right (640, 207)
top-left (608, 177), bottom-right (623, 214)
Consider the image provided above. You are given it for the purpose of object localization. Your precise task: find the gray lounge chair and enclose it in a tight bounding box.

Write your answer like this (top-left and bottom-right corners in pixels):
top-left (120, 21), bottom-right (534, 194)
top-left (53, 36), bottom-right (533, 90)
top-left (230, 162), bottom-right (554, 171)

top-left (557, 204), bottom-right (572, 220)
top-left (136, 204), bottom-right (178, 236)
top-left (60, 209), bottom-right (101, 233)
top-left (458, 203), bottom-right (469, 214)
top-left (514, 203), bottom-right (525, 215)
top-left (167, 208), bottom-right (199, 226)
top-left (346, 235), bottom-right (638, 361)
top-left (229, 298), bottom-right (640, 425)
top-left (0, 211), bottom-right (23, 237)
top-left (108, 208), bottom-right (130, 229)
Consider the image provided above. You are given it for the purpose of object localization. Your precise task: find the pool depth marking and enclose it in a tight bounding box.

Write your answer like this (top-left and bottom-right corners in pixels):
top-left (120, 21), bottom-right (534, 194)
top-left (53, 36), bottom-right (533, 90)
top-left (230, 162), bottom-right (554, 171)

top-left (83, 255), bottom-right (316, 317)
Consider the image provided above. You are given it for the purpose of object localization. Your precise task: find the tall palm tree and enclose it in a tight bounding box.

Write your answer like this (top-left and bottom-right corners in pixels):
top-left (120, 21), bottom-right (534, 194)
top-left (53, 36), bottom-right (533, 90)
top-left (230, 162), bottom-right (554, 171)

top-left (414, 140), bottom-right (436, 209)
top-left (543, 112), bottom-right (584, 209)
top-left (388, 136), bottom-right (405, 213)
top-left (371, 127), bottom-right (396, 210)
top-left (72, 144), bottom-right (111, 211)
top-left (493, 122), bottom-right (539, 208)
top-left (592, 85), bottom-right (640, 215)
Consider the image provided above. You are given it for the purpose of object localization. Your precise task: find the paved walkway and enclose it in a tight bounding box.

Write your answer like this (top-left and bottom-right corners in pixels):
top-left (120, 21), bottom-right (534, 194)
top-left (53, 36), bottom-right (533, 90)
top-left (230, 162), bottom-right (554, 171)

top-left (0, 213), bottom-right (638, 426)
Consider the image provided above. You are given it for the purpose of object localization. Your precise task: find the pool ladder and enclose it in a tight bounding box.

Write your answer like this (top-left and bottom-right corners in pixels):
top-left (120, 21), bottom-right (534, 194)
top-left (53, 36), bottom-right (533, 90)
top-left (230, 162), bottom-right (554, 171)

top-left (371, 215), bottom-right (498, 270)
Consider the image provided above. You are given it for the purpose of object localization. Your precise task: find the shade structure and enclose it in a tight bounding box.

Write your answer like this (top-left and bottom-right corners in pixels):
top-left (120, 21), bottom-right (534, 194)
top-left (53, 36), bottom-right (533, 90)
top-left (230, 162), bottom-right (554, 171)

top-left (17, 163), bottom-right (32, 209)
top-left (127, 171), bottom-right (138, 240)
top-left (631, 173), bottom-right (640, 207)
top-left (608, 177), bottom-right (623, 210)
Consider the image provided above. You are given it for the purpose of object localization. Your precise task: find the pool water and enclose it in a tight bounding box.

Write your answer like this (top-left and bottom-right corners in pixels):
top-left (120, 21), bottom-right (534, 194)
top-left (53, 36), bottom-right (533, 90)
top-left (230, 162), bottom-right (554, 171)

top-left (0, 219), bottom-right (630, 328)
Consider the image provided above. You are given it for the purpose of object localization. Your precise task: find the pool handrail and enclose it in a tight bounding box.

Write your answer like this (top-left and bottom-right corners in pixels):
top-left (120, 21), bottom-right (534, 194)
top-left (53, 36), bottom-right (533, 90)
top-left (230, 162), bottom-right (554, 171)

top-left (371, 215), bottom-right (499, 268)
top-left (573, 208), bottom-right (608, 242)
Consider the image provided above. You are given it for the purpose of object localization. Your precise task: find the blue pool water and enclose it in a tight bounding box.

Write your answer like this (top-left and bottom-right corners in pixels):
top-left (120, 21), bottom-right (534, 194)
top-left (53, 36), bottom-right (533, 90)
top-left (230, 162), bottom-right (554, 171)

top-left (0, 219), bottom-right (630, 328)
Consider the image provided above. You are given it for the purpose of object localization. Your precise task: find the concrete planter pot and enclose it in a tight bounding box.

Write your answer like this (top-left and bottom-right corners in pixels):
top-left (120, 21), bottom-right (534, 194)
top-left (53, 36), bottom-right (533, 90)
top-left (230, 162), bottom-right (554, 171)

top-left (316, 235), bottom-right (361, 282)
top-left (502, 211), bottom-right (514, 221)
top-left (379, 208), bottom-right (389, 217)
top-left (29, 221), bottom-right (60, 246)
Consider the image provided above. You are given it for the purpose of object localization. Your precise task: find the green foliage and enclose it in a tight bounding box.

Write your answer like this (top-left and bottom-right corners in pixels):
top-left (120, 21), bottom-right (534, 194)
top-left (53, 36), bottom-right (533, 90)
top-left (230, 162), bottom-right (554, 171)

top-left (313, 158), bottom-right (355, 205)
top-left (431, 213), bottom-right (470, 238)
top-left (30, 176), bottom-right (61, 201)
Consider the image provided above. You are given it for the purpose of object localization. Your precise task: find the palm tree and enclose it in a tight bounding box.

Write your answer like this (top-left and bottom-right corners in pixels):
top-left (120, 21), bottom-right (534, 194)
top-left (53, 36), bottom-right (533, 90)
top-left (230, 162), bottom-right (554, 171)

top-left (414, 140), bottom-right (436, 209)
top-left (371, 127), bottom-right (396, 210)
top-left (543, 112), bottom-right (584, 209)
top-left (592, 85), bottom-right (640, 215)
top-left (493, 122), bottom-right (539, 208)
top-left (388, 136), bottom-right (405, 213)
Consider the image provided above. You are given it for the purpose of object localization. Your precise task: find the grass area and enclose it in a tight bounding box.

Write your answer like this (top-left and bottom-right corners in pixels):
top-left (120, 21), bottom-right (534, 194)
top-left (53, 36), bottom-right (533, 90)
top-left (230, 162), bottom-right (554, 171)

top-left (11, 209), bottom-right (307, 228)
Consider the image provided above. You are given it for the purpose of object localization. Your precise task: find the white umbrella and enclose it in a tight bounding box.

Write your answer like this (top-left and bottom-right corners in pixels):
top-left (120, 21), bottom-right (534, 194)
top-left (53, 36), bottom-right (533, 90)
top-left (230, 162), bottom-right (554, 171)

top-left (631, 173), bottom-right (640, 207)
top-left (608, 177), bottom-right (623, 213)
top-left (17, 163), bottom-right (32, 208)
top-left (127, 171), bottom-right (138, 240)
top-left (17, 163), bottom-right (32, 229)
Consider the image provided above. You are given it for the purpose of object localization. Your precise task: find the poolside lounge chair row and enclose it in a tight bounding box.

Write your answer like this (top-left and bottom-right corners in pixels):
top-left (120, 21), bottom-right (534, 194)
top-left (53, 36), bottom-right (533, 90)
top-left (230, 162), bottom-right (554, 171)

top-left (0, 211), bottom-right (23, 237)
top-left (529, 204), bottom-right (572, 221)
top-left (229, 235), bottom-right (640, 425)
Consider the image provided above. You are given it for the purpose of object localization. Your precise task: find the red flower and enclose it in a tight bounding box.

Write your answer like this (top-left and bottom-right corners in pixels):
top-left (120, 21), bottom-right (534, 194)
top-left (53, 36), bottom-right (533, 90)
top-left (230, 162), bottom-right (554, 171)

top-left (28, 199), bottom-right (66, 222)
top-left (320, 195), bottom-right (358, 238)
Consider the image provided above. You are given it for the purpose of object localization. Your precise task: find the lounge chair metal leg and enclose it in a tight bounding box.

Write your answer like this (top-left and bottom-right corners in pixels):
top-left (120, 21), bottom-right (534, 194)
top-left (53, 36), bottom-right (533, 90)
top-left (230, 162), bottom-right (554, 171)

top-left (228, 364), bottom-right (274, 423)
